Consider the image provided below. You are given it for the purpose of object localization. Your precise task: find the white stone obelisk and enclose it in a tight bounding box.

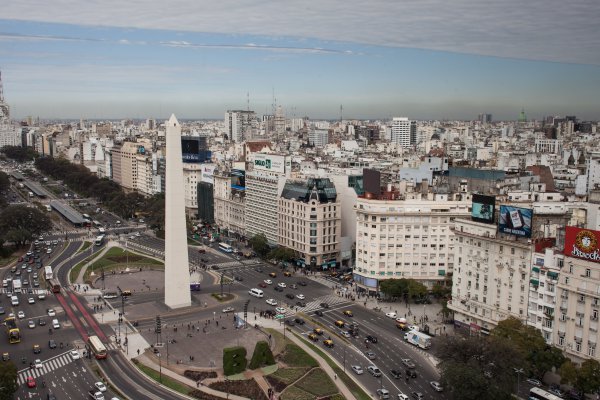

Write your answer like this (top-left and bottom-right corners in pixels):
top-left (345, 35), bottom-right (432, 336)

top-left (164, 114), bottom-right (191, 308)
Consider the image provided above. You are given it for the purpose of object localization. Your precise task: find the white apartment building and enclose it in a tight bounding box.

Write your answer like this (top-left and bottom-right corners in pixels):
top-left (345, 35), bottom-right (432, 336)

top-left (449, 218), bottom-right (532, 335)
top-left (245, 170), bottom-right (286, 244)
top-left (528, 247), bottom-right (561, 345)
top-left (354, 197), bottom-right (470, 294)
top-left (213, 170), bottom-right (245, 237)
top-left (225, 110), bottom-right (255, 143)
top-left (0, 123), bottom-right (20, 148)
top-left (309, 129), bottom-right (329, 147)
top-left (183, 163), bottom-right (202, 217)
top-left (278, 178), bottom-right (341, 269)
top-left (391, 117), bottom-right (416, 148)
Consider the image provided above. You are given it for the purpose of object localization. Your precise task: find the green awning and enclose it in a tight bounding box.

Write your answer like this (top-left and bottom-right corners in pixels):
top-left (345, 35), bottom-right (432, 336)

top-left (548, 271), bottom-right (559, 279)
top-left (532, 266), bottom-right (540, 273)
top-left (530, 279), bottom-right (539, 286)
top-left (438, 270), bottom-right (446, 276)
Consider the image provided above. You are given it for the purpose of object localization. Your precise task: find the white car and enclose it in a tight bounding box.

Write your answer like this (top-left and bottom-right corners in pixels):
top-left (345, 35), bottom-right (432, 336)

top-left (398, 393), bottom-right (409, 400)
top-left (430, 381), bottom-right (443, 392)
top-left (351, 365), bottom-right (364, 375)
top-left (275, 307), bottom-right (286, 314)
top-left (264, 279), bottom-right (272, 285)
top-left (47, 308), bottom-right (56, 316)
top-left (277, 282), bottom-right (286, 288)
top-left (341, 331), bottom-right (351, 338)
top-left (385, 312), bottom-right (397, 319)
top-left (28, 298), bottom-right (35, 304)
top-left (28, 320), bottom-right (36, 329)
top-left (17, 311), bottom-right (25, 319)
top-left (266, 298), bottom-right (278, 306)
top-left (296, 294), bottom-right (305, 300)
top-left (95, 382), bottom-right (107, 392)
top-left (70, 350), bottom-right (80, 360)
top-left (34, 359), bottom-right (43, 369)
top-left (38, 293), bottom-right (46, 300)
top-left (135, 232), bottom-right (141, 237)
top-left (46, 248), bottom-right (52, 254)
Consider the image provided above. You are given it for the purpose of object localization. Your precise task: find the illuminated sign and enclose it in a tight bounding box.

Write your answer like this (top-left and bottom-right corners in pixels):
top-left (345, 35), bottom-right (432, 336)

top-left (498, 205), bottom-right (533, 237)
top-left (565, 227), bottom-right (600, 263)
top-left (471, 194), bottom-right (495, 224)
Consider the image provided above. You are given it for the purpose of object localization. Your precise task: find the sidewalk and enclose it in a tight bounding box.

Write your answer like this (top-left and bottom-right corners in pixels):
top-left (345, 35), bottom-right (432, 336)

top-left (258, 318), bottom-right (359, 400)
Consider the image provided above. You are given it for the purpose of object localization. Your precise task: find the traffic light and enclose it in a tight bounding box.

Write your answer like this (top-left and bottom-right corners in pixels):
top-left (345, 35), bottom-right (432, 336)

top-left (155, 316), bottom-right (161, 334)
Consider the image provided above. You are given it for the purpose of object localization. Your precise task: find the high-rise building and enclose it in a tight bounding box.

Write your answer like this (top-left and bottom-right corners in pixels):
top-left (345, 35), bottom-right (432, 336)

top-left (110, 142), bottom-right (139, 191)
top-left (308, 129), bottom-right (329, 147)
top-left (278, 178), bottom-right (341, 270)
top-left (391, 117), bottom-right (416, 147)
top-left (478, 113), bottom-right (493, 124)
top-left (225, 110), bottom-right (255, 142)
top-left (245, 170), bottom-right (286, 244)
top-left (0, 70), bottom-right (20, 148)
top-left (213, 169), bottom-right (246, 237)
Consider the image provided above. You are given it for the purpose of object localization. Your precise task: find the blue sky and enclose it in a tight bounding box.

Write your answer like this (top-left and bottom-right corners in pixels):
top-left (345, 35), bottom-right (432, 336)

top-left (1, 0), bottom-right (599, 121)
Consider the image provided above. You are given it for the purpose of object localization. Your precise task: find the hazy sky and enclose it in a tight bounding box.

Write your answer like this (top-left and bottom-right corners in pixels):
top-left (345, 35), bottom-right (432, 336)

top-left (1, 0), bottom-right (599, 121)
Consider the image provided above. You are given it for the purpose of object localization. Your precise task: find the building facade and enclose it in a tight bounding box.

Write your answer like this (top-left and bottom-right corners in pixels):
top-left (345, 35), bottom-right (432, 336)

top-left (354, 197), bottom-right (470, 294)
top-left (225, 110), bottom-right (256, 142)
top-left (278, 178), bottom-right (341, 269)
top-left (391, 117), bottom-right (416, 147)
top-left (245, 170), bottom-right (286, 245)
top-left (213, 169), bottom-right (246, 237)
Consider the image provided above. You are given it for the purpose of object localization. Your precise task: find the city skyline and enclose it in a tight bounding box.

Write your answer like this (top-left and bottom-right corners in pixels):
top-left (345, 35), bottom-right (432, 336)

top-left (1, 0), bottom-right (599, 120)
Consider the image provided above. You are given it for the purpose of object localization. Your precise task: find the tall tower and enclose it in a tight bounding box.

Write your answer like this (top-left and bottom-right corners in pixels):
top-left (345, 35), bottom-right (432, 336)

top-left (0, 70), bottom-right (10, 122)
top-left (164, 114), bottom-right (191, 309)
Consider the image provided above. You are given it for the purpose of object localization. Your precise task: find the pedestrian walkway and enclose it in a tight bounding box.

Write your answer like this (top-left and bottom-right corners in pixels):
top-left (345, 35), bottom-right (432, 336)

top-left (280, 294), bottom-right (352, 317)
top-left (17, 350), bottom-right (80, 385)
top-left (257, 318), bottom-right (358, 400)
top-left (211, 259), bottom-right (262, 270)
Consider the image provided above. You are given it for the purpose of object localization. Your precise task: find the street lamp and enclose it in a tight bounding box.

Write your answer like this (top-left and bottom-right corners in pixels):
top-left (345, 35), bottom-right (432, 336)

top-left (422, 304), bottom-right (426, 330)
top-left (514, 367), bottom-right (524, 395)
top-left (157, 352), bottom-right (162, 383)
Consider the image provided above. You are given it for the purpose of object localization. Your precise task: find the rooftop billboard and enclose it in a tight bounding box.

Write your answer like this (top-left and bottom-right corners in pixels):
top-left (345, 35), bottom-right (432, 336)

top-left (231, 169), bottom-right (245, 191)
top-left (498, 205), bottom-right (533, 238)
top-left (253, 153), bottom-right (286, 173)
top-left (471, 194), bottom-right (495, 224)
top-left (564, 227), bottom-right (600, 263)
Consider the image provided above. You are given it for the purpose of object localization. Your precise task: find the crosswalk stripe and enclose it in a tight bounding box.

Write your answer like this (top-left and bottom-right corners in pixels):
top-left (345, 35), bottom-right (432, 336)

top-left (17, 351), bottom-right (75, 383)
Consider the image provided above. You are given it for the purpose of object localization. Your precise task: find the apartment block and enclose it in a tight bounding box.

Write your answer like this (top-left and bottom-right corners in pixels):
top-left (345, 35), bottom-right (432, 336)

top-left (213, 169), bottom-right (246, 237)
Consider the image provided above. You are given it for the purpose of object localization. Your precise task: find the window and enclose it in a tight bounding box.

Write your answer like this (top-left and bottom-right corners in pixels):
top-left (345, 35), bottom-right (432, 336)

top-left (576, 342), bottom-right (582, 352)
top-left (558, 336), bottom-right (564, 346)
top-left (586, 269), bottom-right (592, 278)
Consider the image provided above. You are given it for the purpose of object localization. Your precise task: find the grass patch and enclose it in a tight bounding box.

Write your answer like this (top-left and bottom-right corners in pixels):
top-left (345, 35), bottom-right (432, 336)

top-left (84, 247), bottom-right (163, 281)
top-left (281, 344), bottom-right (319, 368)
top-left (280, 385), bottom-right (315, 400)
top-left (0, 255), bottom-right (17, 269)
top-left (77, 241), bottom-right (92, 254)
top-left (133, 360), bottom-right (193, 395)
top-left (296, 333), bottom-right (370, 400)
top-left (296, 368), bottom-right (337, 397)
top-left (270, 367), bottom-right (310, 384)
top-left (69, 258), bottom-right (88, 284)
top-left (211, 293), bottom-right (234, 302)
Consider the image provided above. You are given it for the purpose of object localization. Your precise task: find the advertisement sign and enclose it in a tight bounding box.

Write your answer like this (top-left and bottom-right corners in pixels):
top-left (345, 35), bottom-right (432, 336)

top-left (471, 194), bottom-right (495, 224)
top-left (201, 164), bottom-right (215, 184)
top-left (253, 153), bottom-right (286, 173)
top-left (498, 205), bottom-right (533, 237)
top-left (182, 138), bottom-right (200, 162)
top-left (231, 169), bottom-right (245, 191)
top-left (564, 227), bottom-right (600, 263)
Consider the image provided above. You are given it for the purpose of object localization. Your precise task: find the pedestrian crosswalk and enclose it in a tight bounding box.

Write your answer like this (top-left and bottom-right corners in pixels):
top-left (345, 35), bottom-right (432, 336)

top-left (281, 294), bottom-right (352, 317)
top-left (17, 350), bottom-right (80, 385)
top-left (0, 288), bottom-right (48, 295)
top-left (212, 259), bottom-right (262, 270)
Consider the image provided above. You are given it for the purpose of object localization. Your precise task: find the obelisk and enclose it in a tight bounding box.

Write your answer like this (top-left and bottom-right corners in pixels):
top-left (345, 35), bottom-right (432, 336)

top-left (164, 114), bottom-right (191, 308)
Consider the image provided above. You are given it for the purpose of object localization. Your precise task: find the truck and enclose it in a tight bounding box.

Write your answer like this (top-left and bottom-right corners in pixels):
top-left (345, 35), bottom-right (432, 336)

top-left (88, 390), bottom-right (105, 400)
top-left (28, 191), bottom-right (34, 198)
top-left (12, 279), bottom-right (22, 294)
top-left (404, 330), bottom-right (432, 350)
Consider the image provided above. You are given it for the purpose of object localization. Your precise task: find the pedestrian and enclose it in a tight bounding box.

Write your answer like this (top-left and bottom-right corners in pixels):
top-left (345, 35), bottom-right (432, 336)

top-left (137, 349), bottom-right (140, 355)
top-left (334, 374), bottom-right (337, 380)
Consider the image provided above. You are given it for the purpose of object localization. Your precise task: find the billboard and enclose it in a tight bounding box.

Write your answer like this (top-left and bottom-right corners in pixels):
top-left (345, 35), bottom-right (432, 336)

top-left (564, 227), bottom-right (600, 263)
top-left (201, 164), bottom-right (215, 184)
top-left (498, 205), bottom-right (533, 237)
top-left (471, 194), bottom-right (495, 224)
top-left (253, 153), bottom-right (286, 173)
top-left (181, 138), bottom-right (200, 162)
top-left (363, 169), bottom-right (381, 195)
top-left (231, 169), bottom-right (245, 191)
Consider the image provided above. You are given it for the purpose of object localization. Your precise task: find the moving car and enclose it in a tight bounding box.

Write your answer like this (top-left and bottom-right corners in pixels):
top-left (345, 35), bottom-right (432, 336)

top-left (47, 308), bottom-right (56, 316)
top-left (343, 310), bottom-right (353, 317)
top-left (351, 365), bottom-right (364, 375)
top-left (320, 302), bottom-right (330, 308)
top-left (274, 286), bottom-right (283, 292)
top-left (315, 310), bottom-right (324, 316)
top-left (296, 301), bottom-right (306, 307)
top-left (264, 279), bottom-right (272, 285)
top-left (411, 392), bottom-right (424, 400)
top-left (277, 282), bottom-right (286, 288)
top-left (298, 281), bottom-right (307, 286)
top-left (366, 335), bottom-right (378, 343)
top-left (296, 294), bottom-right (305, 300)
top-left (367, 365), bottom-right (382, 377)
top-left (390, 369), bottom-right (402, 379)
top-left (286, 293), bottom-right (295, 299)
top-left (283, 271), bottom-right (292, 277)
top-left (294, 318), bottom-right (305, 325)
top-left (406, 369), bottom-right (417, 378)
top-left (385, 312), bottom-right (397, 319)
top-left (526, 378), bottom-right (542, 387)
top-left (308, 333), bottom-right (318, 341)
top-left (364, 351), bottom-right (376, 360)
top-left (70, 350), bottom-right (80, 360)
top-left (28, 320), bottom-right (36, 329)
top-left (28, 298), bottom-right (35, 304)
top-left (314, 328), bottom-right (324, 335)
top-left (17, 311), bottom-right (25, 319)
top-left (376, 389), bottom-right (390, 399)
top-left (222, 307), bottom-right (235, 313)
top-left (49, 340), bottom-right (57, 349)
top-left (430, 381), bottom-right (443, 392)
top-left (398, 393), bottom-right (409, 400)
top-left (95, 382), bottom-right (107, 392)
top-left (34, 359), bottom-right (43, 369)
top-left (258, 282), bottom-right (267, 288)
top-left (402, 358), bottom-right (416, 368)
top-left (323, 339), bottom-right (334, 348)
top-left (266, 298), bottom-right (278, 306)
top-left (275, 307), bottom-right (286, 314)
top-left (27, 376), bottom-right (36, 388)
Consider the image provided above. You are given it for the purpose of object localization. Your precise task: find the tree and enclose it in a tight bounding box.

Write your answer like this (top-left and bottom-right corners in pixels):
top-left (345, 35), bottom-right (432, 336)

top-left (1, 145), bottom-right (37, 163)
top-left (0, 171), bottom-right (9, 193)
top-left (249, 233), bottom-right (269, 257)
top-left (576, 359), bottom-right (600, 395)
top-left (438, 335), bottom-right (523, 400)
top-left (407, 279), bottom-right (428, 300)
top-left (438, 300), bottom-right (453, 323)
top-left (0, 361), bottom-right (18, 399)
top-left (379, 279), bottom-right (406, 298)
top-left (0, 205), bottom-right (51, 247)
top-left (268, 247), bottom-right (295, 262)
top-left (431, 282), bottom-right (451, 299)
top-left (559, 359), bottom-right (578, 386)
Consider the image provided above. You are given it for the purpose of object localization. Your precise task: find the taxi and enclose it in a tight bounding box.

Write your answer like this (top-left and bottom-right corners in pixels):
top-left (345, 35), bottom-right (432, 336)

top-left (308, 333), bottom-right (319, 342)
top-left (33, 345), bottom-right (41, 354)
top-left (313, 328), bottom-right (324, 335)
top-left (2, 352), bottom-right (9, 361)
top-left (343, 310), bottom-right (353, 317)
top-left (335, 320), bottom-right (345, 328)
top-left (284, 271), bottom-right (292, 277)
top-left (269, 272), bottom-right (277, 278)
top-left (324, 339), bottom-right (334, 348)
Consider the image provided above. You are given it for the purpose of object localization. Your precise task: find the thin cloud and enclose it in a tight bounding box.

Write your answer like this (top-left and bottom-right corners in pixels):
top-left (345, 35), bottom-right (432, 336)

top-left (2, 0), bottom-right (600, 64)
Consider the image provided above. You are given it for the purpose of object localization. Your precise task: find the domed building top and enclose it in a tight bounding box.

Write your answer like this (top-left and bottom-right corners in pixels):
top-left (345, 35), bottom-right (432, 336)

top-left (431, 132), bottom-right (441, 140)
top-left (578, 152), bottom-right (586, 165)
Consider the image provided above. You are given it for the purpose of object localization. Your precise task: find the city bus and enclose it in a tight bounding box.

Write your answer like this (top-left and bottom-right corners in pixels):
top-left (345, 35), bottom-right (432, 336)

top-left (92, 220), bottom-right (102, 228)
top-left (95, 235), bottom-right (105, 246)
top-left (218, 242), bottom-right (233, 253)
top-left (82, 213), bottom-right (91, 220)
top-left (88, 335), bottom-right (108, 359)
top-left (44, 265), bottom-right (53, 280)
top-left (4, 316), bottom-right (20, 344)
top-left (529, 387), bottom-right (563, 400)
top-left (48, 278), bottom-right (61, 293)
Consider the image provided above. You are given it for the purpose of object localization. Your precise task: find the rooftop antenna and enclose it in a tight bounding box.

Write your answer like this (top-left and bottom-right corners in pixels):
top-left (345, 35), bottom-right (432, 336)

top-left (340, 104), bottom-right (343, 123)
top-left (247, 91), bottom-right (250, 112)
top-left (0, 70), bottom-right (4, 102)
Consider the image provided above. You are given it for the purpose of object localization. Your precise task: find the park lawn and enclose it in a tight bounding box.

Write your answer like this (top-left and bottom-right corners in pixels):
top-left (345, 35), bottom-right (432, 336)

top-left (280, 385), bottom-right (315, 400)
top-left (281, 343), bottom-right (319, 368)
top-left (270, 367), bottom-right (310, 385)
top-left (295, 368), bottom-right (338, 397)
top-left (134, 361), bottom-right (194, 395)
